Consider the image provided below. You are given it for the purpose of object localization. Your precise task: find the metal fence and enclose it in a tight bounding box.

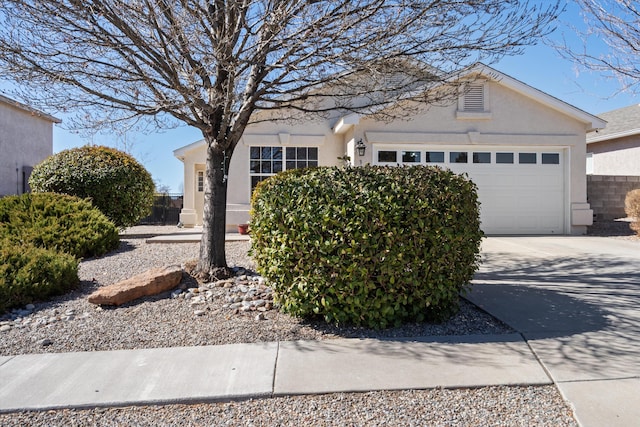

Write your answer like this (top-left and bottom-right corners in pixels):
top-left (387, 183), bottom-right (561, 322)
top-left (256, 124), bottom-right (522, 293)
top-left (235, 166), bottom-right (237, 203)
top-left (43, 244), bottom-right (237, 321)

top-left (138, 193), bottom-right (183, 225)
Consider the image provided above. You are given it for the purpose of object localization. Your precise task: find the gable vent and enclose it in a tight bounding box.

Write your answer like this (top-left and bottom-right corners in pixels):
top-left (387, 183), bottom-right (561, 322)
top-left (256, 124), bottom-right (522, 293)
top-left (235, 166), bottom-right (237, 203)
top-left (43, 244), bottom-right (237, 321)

top-left (464, 84), bottom-right (485, 111)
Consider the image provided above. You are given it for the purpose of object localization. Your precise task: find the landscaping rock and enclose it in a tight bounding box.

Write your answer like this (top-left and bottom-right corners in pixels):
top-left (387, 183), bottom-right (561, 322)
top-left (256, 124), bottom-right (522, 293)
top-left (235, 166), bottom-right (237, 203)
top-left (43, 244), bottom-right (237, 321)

top-left (87, 265), bottom-right (183, 306)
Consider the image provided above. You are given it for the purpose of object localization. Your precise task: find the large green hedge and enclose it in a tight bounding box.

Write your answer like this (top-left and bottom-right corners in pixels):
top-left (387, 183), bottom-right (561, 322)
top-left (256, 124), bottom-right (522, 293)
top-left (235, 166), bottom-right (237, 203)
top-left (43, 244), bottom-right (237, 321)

top-left (0, 193), bottom-right (119, 312)
top-left (29, 145), bottom-right (155, 228)
top-left (0, 242), bottom-right (79, 313)
top-left (0, 192), bottom-right (119, 259)
top-left (250, 166), bottom-right (483, 329)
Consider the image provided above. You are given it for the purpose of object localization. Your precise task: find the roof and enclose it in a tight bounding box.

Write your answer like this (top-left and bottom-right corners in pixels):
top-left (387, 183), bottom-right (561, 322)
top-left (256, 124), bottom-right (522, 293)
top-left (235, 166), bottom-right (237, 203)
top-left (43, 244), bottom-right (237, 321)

top-left (587, 104), bottom-right (640, 144)
top-left (0, 93), bottom-right (61, 124)
top-left (173, 138), bottom-right (205, 161)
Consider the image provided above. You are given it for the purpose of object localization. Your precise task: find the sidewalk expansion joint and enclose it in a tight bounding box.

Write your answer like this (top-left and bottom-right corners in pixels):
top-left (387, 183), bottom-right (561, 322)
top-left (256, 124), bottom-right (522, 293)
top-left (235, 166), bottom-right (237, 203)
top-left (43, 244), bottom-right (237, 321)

top-left (520, 332), bottom-right (556, 384)
top-left (271, 341), bottom-right (280, 397)
top-left (0, 356), bottom-right (16, 368)
top-left (557, 375), bottom-right (640, 385)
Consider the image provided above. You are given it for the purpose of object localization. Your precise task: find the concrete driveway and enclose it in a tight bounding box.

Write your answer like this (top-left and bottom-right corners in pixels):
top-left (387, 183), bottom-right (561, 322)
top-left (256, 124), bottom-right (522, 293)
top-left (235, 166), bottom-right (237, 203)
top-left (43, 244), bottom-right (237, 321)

top-left (467, 236), bottom-right (640, 427)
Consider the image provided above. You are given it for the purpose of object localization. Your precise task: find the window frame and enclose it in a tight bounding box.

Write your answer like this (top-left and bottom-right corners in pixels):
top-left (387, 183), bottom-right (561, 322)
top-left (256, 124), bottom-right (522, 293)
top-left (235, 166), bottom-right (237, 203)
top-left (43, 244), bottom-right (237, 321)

top-left (249, 146), bottom-right (318, 192)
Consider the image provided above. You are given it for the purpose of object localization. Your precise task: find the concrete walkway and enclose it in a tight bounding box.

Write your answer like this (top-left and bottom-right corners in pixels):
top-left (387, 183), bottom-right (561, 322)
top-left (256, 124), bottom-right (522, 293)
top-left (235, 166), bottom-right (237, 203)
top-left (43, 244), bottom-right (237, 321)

top-left (1, 236), bottom-right (639, 427)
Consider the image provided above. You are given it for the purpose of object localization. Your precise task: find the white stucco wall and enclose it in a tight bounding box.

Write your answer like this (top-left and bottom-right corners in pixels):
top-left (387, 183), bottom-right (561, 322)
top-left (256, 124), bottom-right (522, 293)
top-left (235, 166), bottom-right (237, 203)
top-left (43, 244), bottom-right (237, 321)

top-left (0, 100), bottom-right (57, 196)
top-left (587, 136), bottom-right (640, 175)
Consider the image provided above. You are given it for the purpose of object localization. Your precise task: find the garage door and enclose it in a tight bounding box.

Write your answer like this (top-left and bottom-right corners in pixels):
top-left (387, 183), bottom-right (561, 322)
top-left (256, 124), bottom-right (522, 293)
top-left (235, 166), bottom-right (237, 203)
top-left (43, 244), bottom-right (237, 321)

top-left (374, 146), bottom-right (565, 235)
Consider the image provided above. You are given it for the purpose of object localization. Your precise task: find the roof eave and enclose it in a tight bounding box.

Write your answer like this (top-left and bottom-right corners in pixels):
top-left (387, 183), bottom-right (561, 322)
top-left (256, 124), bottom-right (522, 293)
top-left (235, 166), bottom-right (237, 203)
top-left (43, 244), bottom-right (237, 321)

top-left (0, 94), bottom-right (62, 124)
top-left (587, 128), bottom-right (640, 144)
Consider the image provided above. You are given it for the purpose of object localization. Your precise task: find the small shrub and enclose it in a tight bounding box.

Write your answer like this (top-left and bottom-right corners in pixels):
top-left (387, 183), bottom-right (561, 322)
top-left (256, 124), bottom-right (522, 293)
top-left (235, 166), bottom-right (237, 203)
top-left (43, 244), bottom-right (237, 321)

top-left (0, 192), bottom-right (119, 258)
top-left (625, 189), bottom-right (640, 235)
top-left (250, 165), bottom-right (483, 329)
top-left (0, 241), bottom-right (79, 313)
top-left (29, 145), bottom-right (155, 227)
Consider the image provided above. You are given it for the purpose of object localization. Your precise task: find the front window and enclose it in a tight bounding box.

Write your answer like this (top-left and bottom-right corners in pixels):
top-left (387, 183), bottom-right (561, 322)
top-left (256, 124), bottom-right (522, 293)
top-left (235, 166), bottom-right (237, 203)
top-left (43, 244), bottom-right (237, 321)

top-left (250, 146), bottom-right (318, 191)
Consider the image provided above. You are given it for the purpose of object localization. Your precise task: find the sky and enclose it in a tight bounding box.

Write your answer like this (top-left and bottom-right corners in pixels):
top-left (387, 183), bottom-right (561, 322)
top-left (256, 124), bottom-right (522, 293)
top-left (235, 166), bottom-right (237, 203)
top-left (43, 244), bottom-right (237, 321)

top-left (4, 2), bottom-right (639, 193)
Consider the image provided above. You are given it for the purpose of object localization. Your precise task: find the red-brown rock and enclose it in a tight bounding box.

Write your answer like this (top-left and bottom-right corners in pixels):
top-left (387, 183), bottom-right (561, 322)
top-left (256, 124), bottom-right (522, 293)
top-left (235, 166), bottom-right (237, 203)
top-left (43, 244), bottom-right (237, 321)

top-left (88, 265), bottom-right (183, 306)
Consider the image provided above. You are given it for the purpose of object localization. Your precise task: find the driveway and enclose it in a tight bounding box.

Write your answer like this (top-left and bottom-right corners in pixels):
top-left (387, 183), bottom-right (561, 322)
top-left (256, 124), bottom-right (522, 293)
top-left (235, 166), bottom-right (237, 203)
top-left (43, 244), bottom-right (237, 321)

top-left (467, 236), bottom-right (640, 427)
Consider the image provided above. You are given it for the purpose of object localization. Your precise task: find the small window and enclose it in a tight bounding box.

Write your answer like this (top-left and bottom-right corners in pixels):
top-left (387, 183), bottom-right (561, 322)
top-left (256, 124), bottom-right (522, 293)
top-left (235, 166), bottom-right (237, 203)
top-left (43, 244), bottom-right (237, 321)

top-left (402, 151), bottom-right (421, 163)
top-left (425, 151), bottom-right (445, 163)
top-left (378, 151), bottom-right (397, 163)
top-left (473, 152), bottom-right (491, 164)
top-left (542, 153), bottom-right (560, 164)
top-left (450, 152), bottom-right (468, 163)
top-left (586, 152), bottom-right (594, 174)
top-left (519, 153), bottom-right (537, 164)
top-left (197, 171), bottom-right (204, 192)
top-left (496, 152), bottom-right (514, 164)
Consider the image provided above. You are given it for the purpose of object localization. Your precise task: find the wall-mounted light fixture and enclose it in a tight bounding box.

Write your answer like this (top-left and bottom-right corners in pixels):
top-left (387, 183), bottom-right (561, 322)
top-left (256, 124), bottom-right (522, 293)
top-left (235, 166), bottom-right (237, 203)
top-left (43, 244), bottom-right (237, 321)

top-left (355, 139), bottom-right (366, 156)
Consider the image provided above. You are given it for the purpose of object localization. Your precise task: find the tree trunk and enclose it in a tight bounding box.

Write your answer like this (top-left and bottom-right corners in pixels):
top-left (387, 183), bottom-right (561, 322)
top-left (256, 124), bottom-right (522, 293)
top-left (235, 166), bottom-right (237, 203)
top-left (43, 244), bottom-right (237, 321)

top-left (196, 139), bottom-right (233, 281)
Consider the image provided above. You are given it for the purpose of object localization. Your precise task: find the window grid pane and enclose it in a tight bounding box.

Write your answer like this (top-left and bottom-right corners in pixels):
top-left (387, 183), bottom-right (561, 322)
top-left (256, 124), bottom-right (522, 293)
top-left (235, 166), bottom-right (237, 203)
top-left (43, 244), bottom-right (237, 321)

top-left (542, 153), bottom-right (560, 164)
top-left (496, 153), bottom-right (514, 164)
top-left (402, 151), bottom-right (421, 163)
top-left (519, 153), bottom-right (537, 164)
top-left (473, 152), bottom-right (491, 164)
top-left (378, 151), bottom-right (397, 163)
top-left (450, 152), bottom-right (468, 163)
top-left (425, 151), bottom-right (445, 163)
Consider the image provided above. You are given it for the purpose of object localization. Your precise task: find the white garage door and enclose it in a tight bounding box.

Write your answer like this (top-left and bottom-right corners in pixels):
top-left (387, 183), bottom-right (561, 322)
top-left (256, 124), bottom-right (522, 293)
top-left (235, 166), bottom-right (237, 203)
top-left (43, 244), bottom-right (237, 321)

top-left (374, 146), bottom-right (565, 235)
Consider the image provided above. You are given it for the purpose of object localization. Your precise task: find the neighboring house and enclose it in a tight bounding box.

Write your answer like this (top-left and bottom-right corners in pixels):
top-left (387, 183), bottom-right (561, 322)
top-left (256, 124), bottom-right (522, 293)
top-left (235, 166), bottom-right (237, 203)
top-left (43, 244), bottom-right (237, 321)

top-left (585, 104), bottom-right (640, 220)
top-left (586, 104), bottom-right (640, 175)
top-left (0, 94), bottom-right (61, 196)
top-left (174, 63), bottom-right (605, 235)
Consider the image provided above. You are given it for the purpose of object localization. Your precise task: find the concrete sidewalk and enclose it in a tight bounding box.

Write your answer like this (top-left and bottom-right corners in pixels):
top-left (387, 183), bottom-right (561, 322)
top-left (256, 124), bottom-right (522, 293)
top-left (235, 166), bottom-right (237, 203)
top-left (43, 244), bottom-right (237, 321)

top-left (0, 334), bottom-right (549, 413)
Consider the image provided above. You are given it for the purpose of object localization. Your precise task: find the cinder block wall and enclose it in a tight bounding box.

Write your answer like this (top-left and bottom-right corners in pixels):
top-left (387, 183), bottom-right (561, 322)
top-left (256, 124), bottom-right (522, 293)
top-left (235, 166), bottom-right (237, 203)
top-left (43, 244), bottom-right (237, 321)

top-left (587, 175), bottom-right (640, 220)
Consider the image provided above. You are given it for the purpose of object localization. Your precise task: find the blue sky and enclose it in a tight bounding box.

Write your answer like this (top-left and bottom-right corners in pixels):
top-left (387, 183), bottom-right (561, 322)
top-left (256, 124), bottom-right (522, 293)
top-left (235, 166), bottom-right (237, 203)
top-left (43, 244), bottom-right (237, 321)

top-left (6, 3), bottom-right (640, 193)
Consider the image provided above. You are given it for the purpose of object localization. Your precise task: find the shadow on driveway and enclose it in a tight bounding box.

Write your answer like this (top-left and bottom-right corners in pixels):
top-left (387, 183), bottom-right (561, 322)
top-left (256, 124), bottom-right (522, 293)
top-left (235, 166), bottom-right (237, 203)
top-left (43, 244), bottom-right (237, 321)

top-left (468, 250), bottom-right (640, 380)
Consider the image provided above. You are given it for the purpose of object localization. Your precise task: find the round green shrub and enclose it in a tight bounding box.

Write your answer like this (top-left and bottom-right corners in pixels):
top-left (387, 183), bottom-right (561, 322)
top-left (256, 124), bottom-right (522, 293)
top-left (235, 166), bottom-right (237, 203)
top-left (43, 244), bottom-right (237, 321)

top-left (29, 145), bottom-right (155, 227)
top-left (0, 192), bottom-right (119, 258)
top-left (0, 240), bottom-right (79, 313)
top-left (250, 165), bottom-right (483, 329)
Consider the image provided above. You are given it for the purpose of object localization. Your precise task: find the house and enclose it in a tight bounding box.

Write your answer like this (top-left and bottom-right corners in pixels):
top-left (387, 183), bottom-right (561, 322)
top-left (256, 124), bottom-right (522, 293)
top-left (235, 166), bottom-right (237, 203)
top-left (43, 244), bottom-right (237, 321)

top-left (585, 104), bottom-right (640, 220)
top-left (174, 64), bottom-right (605, 235)
top-left (586, 104), bottom-right (640, 175)
top-left (0, 94), bottom-right (61, 196)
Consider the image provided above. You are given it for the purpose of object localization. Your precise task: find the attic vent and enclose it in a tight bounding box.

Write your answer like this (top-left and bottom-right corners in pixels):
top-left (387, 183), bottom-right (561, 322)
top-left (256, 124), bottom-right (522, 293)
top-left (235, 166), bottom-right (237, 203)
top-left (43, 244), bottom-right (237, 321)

top-left (464, 84), bottom-right (485, 111)
top-left (384, 74), bottom-right (407, 95)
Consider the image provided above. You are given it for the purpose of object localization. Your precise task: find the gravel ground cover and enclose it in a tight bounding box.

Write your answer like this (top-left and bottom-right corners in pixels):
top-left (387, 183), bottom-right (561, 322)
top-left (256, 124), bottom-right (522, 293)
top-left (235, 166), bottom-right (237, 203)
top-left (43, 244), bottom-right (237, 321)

top-left (0, 225), bottom-right (581, 425)
top-left (0, 386), bottom-right (577, 426)
top-left (0, 226), bottom-right (513, 356)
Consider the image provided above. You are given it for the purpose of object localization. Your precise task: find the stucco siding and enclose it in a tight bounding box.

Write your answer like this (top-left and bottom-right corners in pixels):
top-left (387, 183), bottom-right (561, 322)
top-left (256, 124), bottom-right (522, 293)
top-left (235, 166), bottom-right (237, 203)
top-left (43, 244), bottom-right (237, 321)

top-left (588, 136), bottom-right (640, 176)
top-left (0, 102), bottom-right (55, 196)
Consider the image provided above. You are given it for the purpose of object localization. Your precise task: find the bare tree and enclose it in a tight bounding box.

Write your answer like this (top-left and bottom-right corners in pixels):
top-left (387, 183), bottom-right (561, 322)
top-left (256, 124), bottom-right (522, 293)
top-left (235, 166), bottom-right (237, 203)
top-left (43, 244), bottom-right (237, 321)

top-left (0, 0), bottom-right (560, 278)
top-left (559, 0), bottom-right (640, 94)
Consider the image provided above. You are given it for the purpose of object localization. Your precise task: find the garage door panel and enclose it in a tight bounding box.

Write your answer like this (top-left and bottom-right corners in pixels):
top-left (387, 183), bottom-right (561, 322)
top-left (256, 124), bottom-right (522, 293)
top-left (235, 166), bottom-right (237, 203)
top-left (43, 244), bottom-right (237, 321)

top-left (374, 145), bottom-right (566, 234)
